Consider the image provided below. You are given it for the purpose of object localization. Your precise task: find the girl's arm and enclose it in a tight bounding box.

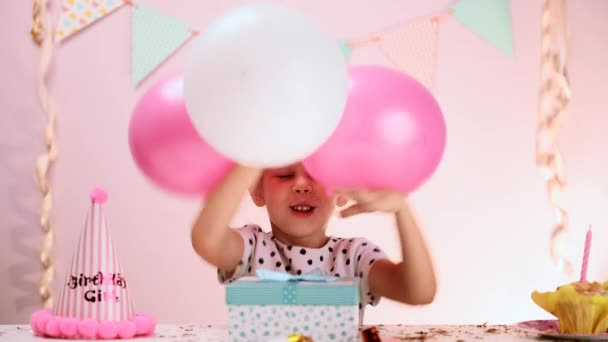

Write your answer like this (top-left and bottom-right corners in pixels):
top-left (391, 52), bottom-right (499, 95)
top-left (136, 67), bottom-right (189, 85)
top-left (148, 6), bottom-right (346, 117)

top-left (190, 165), bottom-right (262, 272)
top-left (337, 189), bottom-right (437, 305)
top-left (368, 202), bottom-right (436, 305)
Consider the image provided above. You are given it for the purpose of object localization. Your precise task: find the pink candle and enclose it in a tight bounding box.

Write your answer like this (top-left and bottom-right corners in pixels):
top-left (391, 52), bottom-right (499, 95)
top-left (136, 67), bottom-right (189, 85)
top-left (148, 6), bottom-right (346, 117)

top-left (580, 225), bottom-right (592, 282)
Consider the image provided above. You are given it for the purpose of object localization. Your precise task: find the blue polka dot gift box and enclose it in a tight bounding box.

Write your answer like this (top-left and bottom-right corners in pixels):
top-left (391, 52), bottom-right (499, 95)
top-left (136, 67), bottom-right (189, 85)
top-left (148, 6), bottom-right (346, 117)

top-left (226, 269), bottom-right (360, 341)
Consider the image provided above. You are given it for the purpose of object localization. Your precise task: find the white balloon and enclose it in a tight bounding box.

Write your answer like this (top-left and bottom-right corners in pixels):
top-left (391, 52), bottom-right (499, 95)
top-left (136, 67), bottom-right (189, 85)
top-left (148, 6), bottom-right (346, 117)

top-left (184, 4), bottom-right (347, 168)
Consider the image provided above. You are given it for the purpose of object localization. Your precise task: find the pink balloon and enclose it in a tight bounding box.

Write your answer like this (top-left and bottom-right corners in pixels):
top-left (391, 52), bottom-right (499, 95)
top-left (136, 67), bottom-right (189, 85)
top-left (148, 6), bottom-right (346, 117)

top-left (129, 72), bottom-right (234, 196)
top-left (303, 65), bottom-right (446, 194)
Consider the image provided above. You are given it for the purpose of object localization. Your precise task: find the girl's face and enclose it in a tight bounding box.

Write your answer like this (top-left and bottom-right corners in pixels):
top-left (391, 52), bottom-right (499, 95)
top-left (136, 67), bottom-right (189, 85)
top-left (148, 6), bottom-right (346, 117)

top-left (250, 163), bottom-right (337, 244)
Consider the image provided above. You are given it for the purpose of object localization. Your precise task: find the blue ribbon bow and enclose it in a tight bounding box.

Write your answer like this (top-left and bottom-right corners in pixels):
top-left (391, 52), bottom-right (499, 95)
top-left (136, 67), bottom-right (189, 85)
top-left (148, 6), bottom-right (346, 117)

top-left (256, 268), bottom-right (337, 282)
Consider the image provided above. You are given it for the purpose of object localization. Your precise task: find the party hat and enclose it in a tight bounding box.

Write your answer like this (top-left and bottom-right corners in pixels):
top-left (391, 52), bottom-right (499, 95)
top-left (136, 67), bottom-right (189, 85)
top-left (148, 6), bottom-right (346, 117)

top-left (30, 188), bottom-right (156, 339)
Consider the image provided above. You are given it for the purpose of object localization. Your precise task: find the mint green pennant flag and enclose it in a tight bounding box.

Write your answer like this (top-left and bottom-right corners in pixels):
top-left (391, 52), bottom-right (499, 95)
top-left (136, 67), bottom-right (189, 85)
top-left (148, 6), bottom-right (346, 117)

top-left (132, 4), bottom-right (192, 85)
top-left (338, 40), bottom-right (352, 61)
top-left (450, 0), bottom-right (513, 55)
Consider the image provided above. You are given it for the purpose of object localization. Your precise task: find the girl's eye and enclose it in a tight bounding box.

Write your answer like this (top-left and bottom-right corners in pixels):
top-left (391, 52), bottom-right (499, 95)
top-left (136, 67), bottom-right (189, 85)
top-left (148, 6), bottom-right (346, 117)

top-left (277, 174), bottom-right (294, 179)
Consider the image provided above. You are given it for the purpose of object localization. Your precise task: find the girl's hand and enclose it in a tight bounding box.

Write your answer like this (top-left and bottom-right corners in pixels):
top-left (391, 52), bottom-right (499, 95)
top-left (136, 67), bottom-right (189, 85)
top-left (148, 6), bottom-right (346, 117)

top-left (334, 187), bottom-right (406, 218)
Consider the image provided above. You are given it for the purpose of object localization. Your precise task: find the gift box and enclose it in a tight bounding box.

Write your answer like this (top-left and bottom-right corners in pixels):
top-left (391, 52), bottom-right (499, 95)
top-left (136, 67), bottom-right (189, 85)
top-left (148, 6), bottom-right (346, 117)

top-left (226, 269), bottom-right (360, 341)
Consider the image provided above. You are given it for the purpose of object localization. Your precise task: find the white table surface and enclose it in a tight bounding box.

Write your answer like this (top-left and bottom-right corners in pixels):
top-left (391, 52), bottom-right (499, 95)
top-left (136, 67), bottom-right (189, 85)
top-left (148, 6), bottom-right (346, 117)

top-left (0, 323), bottom-right (544, 341)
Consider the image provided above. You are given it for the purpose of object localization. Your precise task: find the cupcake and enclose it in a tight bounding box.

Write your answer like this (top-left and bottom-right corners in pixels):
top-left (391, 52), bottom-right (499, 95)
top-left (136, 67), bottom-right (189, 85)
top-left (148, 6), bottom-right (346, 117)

top-left (531, 281), bottom-right (608, 335)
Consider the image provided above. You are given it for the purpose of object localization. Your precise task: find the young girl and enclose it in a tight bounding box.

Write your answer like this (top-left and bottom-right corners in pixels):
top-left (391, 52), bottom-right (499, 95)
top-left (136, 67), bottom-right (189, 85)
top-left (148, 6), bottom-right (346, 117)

top-left (190, 163), bottom-right (436, 321)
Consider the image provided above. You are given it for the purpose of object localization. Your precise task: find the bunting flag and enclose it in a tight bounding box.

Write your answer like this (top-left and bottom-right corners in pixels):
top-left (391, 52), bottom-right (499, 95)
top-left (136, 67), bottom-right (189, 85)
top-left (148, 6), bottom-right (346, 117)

top-left (450, 0), bottom-right (514, 55)
top-left (51, 1), bottom-right (516, 87)
top-left (132, 4), bottom-right (193, 85)
top-left (55, 0), bottom-right (127, 42)
top-left (376, 18), bottom-right (439, 90)
top-left (338, 40), bottom-right (353, 61)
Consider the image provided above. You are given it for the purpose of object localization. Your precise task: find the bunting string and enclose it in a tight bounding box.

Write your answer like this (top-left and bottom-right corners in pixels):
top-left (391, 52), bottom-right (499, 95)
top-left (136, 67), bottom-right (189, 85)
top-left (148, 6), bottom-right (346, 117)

top-left (52, 1), bottom-right (514, 87)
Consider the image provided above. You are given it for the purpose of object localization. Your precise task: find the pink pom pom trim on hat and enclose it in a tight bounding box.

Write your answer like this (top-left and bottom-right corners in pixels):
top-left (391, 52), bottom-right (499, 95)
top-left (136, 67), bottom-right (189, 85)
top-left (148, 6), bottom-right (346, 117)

top-left (29, 309), bottom-right (156, 340)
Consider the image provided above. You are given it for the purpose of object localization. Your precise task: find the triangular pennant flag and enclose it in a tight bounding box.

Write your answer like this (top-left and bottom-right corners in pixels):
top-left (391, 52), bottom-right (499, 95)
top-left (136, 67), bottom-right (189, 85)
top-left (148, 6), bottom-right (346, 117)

top-left (450, 0), bottom-right (514, 55)
top-left (338, 40), bottom-right (352, 61)
top-left (376, 18), bottom-right (439, 90)
top-left (132, 4), bottom-right (192, 85)
top-left (55, 0), bottom-right (126, 42)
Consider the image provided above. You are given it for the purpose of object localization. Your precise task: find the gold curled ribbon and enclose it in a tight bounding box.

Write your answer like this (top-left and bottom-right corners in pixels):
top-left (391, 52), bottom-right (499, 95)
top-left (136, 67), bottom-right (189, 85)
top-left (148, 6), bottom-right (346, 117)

top-left (288, 334), bottom-right (314, 342)
top-left (537, 0), bottom-right (573, 276)
top-left (33, 0), bottom-right (58, 308)
top-left (31, 0), bottom-right (44, 45)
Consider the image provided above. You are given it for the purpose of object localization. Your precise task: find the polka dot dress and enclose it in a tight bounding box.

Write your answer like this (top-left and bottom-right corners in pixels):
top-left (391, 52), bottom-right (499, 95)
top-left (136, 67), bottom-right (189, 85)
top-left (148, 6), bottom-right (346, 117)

top-left (217, 224), bottom-right (389, 320)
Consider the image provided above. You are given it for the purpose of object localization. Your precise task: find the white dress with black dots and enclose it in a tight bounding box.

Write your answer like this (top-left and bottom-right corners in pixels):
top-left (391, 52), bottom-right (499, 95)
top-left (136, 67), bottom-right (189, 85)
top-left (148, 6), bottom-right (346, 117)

top-left (217, 224), bottom-right (389, 321)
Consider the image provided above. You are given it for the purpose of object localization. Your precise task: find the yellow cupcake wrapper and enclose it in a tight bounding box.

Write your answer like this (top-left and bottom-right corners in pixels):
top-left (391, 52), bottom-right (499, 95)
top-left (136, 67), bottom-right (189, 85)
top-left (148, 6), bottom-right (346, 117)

top-left (531, 281), bottom-right (608, 335)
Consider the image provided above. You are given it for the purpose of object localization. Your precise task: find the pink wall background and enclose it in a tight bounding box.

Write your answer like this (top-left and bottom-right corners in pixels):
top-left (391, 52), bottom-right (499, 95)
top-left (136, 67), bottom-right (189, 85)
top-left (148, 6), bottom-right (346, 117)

top-left (2, 0), bottom-right (607, 325)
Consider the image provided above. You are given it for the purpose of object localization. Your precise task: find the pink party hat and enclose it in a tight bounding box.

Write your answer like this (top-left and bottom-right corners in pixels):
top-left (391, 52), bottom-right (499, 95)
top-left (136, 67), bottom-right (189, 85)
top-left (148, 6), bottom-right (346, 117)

top-left (30, 188), bottom-right (156, 339)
